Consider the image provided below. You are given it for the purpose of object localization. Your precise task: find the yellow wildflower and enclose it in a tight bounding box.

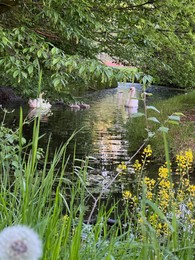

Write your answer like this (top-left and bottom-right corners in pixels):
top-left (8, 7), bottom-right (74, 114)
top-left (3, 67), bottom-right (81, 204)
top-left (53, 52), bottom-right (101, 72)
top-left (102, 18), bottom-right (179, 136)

top-left (149, 213), bottom-right (158, 226)
top-left (176, 149), bottom-right (193, 175)
top-left (143, 144), bottom-right (152, 157)
top-left (187, 201), bottom-right (193, 210)
top-left (146, 191), bottom-right (153, 200)
top-left (144, 177), bottom-right (156, 191)
top-left (122, 190), bottom-right (132, 200)
top-left (117, 162), bottom-right (127, 172)
top-left (185, 149), bottom-right (193, 164)
top-left (188, 185), bottom-right (195, 196)
top-left (158, 166), bottom-right (169, 179)
top-left (133, 159), bottom-right (142, 171)
top-left (159, 179), bottom-right (171, 189)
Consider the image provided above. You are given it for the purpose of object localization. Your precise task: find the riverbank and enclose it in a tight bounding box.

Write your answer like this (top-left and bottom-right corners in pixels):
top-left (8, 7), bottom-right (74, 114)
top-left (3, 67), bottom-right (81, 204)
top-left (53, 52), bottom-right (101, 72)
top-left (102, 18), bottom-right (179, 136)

top-left (126, 89), bottom-right (195, 162)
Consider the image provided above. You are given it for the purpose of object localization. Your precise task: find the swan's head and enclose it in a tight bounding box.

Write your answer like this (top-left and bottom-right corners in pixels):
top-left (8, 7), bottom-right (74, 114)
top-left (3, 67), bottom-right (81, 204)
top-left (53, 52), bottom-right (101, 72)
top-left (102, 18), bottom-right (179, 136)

top-left (129, 87), bottom-right (136, 96)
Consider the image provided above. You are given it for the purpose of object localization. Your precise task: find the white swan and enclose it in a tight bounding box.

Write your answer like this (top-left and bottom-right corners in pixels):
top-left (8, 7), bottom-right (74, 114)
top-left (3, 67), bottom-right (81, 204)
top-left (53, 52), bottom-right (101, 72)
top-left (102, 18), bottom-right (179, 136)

top-left (124, 87), bottom-right (138, 108)
top-left (28, 93), bottom-right (52, 110)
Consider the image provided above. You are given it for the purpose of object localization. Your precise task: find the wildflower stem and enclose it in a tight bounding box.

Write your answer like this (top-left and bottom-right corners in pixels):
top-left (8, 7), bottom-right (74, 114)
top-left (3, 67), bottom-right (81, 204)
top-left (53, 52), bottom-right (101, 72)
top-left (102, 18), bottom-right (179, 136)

top-left (162, 131), bottom-right (172, 187)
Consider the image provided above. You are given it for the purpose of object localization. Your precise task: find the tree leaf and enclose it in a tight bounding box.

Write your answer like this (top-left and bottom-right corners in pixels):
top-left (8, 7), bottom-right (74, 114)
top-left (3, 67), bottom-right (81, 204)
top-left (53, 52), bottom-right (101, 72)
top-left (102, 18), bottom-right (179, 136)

top-left (168, 115), bottom-right (180, 121)
top-left (131, 112), bottom-right (145, 118)
top-left (167, 120), bottom-right (179, 125)
top-left (28, 65), bottom-right (34, 75)
top-left (158, 126), bottom-right (169, 133)
top-left (148, 117), bottom-right (160, 123)
top-left (13, 70), bottom-right (19, 78)
top-left (146, 106), bottom-right (160, 113)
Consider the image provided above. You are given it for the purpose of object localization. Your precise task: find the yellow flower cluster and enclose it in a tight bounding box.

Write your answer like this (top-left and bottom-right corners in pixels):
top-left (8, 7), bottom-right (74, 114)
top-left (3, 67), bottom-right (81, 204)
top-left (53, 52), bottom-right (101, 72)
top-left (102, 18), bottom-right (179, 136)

top-left (122, 190), bottom-right (132, 200)
top-left (157, 165), bottom-right (174, 212)
top-left (122, 147), bottom-right (195, 237)
top-left (149, 213), bottom-right (169, 235)
top-left (141, 144), bottom-right (153, 166)
top-left (117, 161), bottom-right (127, 173)
top-left (133, 159), bottom-right (142, 172)
top-left (122, 190), bottom-right (138, 206)
top-left (143, 144), bottom-right (152, 157)
top-left (188, 184), bottom-right (195, 196)
top-left (176, 149), bottom-right (193, 175)
top-left (158, 165), bottom-right (169, 179)
top-left (143, 177), bottom-right (156, 200)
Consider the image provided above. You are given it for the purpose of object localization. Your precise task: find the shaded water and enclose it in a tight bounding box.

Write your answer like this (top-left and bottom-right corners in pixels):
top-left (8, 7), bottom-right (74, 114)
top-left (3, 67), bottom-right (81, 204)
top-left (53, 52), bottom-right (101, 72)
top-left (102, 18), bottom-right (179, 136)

top-left (1, 83), bottom-right (183, 196)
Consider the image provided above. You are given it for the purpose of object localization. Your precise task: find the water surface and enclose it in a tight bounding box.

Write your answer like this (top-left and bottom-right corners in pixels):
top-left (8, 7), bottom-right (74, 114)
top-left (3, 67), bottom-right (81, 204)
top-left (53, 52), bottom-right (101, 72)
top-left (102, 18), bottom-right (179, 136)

top-left (1, 83), bottom-right (182, 195)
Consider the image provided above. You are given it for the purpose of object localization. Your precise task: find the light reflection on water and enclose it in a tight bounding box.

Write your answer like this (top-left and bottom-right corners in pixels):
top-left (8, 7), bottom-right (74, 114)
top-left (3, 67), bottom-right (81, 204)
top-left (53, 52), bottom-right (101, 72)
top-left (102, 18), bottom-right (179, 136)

top-left (0, 83), bottom-right (182, 193)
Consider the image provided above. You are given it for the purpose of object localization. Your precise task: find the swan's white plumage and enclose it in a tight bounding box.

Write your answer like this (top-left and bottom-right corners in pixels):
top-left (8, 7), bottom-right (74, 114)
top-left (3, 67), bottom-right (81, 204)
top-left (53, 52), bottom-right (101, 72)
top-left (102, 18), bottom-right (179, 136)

top-left (124, 87), bottom-right (138, 108)
top-left (28, 93), bottom-right (51, 110)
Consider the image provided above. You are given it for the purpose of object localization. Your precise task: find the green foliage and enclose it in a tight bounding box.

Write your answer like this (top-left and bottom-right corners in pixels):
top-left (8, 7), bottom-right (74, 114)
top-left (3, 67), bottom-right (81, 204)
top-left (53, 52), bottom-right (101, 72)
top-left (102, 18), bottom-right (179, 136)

top-left (1, 111), bottom-right (195, 259)
top-left (1, 0), bottom-right (195, 98)
top-left (127, 90), bottom-right (195, 160)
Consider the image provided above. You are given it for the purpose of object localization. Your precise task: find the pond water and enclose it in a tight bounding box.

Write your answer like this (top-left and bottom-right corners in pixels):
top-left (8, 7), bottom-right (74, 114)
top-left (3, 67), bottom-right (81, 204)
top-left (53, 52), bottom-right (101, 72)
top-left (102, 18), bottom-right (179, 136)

top-left (1, 83), bottom-right (183, 199)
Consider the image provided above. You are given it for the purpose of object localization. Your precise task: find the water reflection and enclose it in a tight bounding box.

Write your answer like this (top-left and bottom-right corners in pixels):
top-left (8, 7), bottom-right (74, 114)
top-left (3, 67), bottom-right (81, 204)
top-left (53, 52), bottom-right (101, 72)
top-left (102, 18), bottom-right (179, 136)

top-left (28, 108), bottom-right (52, 123)
top-left (0, 83), bottom-right (182, 176)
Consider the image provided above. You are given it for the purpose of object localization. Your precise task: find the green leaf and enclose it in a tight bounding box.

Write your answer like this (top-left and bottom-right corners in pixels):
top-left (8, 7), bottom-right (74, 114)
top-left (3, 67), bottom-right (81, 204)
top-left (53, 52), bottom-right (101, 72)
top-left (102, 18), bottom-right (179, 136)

top-left (131, 112), bottom-right (145, 118)
top-left (37, 49), bottom-right (42, 58)
top-left (21, 71), bottom-right (28, 79)
top-left (167, 120), bottom-right (179, 125)
top-left (2, 37), bottom-right (8, 45)
top-left (158, 126), bottom-right (169, 133)
top-left (12, 161), bottom-right (19, 168)
top-left (148, 117), bottom-right (160, 123)
top-left (52, 58), bottom-right (60, 65)
top-left (168, 115), bottom-right (180, 121)
top-left (28, 65), bottom-right (34, 75)
top-left (146, 106), bottom-right (160, 113)
top-left (173, 112), bottom-right (185, 116)
top-left (53, 78), bottom-right (61, 88)
top-left (51, 47), bottom-right (57, 55)
top-left (148, 131), bottom-right (155, 138)
top-left (13, 70), bottom-right (19, 78)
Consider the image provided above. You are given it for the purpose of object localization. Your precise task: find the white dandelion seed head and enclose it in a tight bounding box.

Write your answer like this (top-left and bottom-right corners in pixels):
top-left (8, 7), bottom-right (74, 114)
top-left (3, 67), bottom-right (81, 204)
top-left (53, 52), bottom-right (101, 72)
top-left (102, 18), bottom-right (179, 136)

top-left (0, 225), bottom-right (43, 260)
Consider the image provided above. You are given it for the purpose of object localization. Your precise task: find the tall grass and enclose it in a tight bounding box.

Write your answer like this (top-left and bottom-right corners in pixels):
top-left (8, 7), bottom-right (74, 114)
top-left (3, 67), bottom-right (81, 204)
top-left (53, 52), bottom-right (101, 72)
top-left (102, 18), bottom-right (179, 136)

top-left (0, 109), bottom-right (195, 259)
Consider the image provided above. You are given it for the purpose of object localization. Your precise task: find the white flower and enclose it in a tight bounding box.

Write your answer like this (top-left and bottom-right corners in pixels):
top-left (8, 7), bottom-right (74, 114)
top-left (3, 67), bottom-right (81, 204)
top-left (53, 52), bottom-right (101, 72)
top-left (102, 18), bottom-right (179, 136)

top-left (0, 225), bottom-right (43, 260)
